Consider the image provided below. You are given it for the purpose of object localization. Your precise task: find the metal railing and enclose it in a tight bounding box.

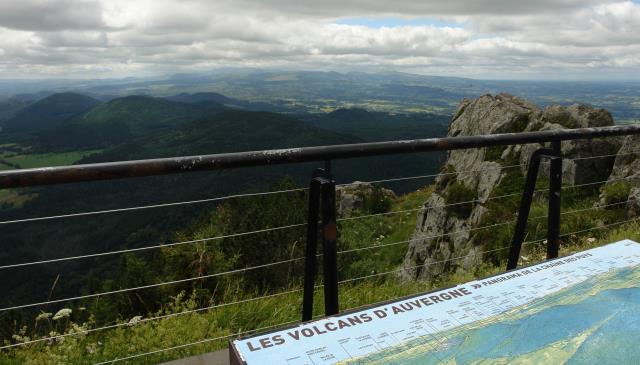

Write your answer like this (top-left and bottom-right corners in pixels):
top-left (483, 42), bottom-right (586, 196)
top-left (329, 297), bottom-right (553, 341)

top-left (0, 125), bottom-right (637, 188)
top-left (1, 124), bottom-right (640, 363)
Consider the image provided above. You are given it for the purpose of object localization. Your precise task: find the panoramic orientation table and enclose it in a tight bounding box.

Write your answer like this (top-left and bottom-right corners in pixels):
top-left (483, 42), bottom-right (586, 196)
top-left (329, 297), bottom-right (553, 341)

top-left (230, 239), bottom-right (640, 364)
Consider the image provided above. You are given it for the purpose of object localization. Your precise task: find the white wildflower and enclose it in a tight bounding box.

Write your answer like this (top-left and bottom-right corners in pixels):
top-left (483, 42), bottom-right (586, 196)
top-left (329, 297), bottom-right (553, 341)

top-left (86, 343), bottom-right (97, 354)
top-left (36, 312), bottom-right (52, 322)
top-left (128, 316), bottom-right (143, 326)
top-left (47, 331), bottom-right (59, 345)
top-left (70, 323), bottom-right (88, 335)
top-left (53, 308), bottom-right (72, 320)
top-left (12, 334), bottom-right (30, 343)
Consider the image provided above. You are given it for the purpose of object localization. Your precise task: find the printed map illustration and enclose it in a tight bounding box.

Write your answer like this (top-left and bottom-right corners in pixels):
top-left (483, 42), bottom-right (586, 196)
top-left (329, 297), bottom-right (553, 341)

top-left (232, 240), bottom-right (640, 364)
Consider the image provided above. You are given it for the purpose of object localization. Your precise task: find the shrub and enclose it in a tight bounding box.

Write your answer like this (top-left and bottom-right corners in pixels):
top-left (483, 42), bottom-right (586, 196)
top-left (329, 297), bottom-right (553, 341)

top-left (485, 146), bottom-right (508, 161)
top-left (445, 181), bottom-right (477, 218)
top-left (435, 164), bottom-right (456, 190)
top-left (359, 185), bottom-right (393, 214)
top-left (602, 181), bottom-right (631, 205)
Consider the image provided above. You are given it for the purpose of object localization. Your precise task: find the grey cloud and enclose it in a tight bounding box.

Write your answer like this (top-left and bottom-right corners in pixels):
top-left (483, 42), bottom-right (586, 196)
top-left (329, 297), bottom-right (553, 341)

top-left (0, 0), bottom-right (108, 31)
top-left (38, 31), bottom-right (109, 47)
top-left (223, 0), bottom-right (615, 17)
top-left (469, 2), bottom-right (640, 47)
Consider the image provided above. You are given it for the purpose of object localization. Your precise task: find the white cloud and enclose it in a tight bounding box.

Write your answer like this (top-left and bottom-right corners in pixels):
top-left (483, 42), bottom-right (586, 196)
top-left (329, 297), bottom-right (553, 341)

top-left (0, 0), bottom-right (638, 79)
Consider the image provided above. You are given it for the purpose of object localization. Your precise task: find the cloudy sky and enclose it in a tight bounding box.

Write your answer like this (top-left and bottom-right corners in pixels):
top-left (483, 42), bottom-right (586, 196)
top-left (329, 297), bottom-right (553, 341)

top-left (0, 0), bottom-right (639, 80)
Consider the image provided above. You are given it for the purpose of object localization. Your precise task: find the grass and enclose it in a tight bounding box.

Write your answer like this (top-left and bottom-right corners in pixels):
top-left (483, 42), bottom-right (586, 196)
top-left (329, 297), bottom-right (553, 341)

top-left (337, 186), bottom-right (432, 277)
top-left (5, 220), bottom-right (636, 364)
top-left (1, 186), bottom-right (434, 364)
top-left (601, 181), bottom-right (632, 205)
top-left (3, 181), bottom-right (640, 364)
top-left (0, 190), bottom-right (37, 208)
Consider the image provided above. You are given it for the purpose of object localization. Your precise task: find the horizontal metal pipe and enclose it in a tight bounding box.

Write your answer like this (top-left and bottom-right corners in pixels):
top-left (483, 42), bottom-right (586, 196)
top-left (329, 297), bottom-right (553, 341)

top-left (0, 124), bottom-right (638, 189)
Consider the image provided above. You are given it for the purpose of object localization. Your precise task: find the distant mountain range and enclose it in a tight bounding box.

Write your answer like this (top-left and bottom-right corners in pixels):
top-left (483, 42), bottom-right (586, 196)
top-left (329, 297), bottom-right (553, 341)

top-left (0, 91), bottom-right (449, 153)
top-left (1, 70), bottom-right (638, 121)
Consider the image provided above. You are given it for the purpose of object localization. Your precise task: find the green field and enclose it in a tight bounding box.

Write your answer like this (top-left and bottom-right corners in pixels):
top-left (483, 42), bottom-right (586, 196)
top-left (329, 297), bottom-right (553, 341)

top-left (0, 149), bottom-right (101, 170)
top-left (0, 149), bottom-right (101, 206)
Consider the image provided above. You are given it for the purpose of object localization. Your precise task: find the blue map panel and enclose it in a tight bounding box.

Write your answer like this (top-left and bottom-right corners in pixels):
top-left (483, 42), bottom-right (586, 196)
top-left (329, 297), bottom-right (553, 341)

top-left (231, 240), bottom-right (640, 364)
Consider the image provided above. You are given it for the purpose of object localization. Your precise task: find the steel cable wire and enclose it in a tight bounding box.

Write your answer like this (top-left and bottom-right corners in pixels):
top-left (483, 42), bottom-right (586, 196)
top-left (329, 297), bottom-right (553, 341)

top-left (1, 187), bottom-right (632, 312)
top-left (3, 215), bottom-right (637, 351)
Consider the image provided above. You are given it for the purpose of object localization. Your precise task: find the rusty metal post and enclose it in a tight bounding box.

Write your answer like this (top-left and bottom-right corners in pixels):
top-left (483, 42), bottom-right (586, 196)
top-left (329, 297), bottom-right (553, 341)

top-left (302, 164), bottom-right (339, 321)
top-left (320, 174), bottom-right (339, 316)
top-left (302, 175), bottom-right (322, 322)
top-left (547, 140), bottom-right (563, 259)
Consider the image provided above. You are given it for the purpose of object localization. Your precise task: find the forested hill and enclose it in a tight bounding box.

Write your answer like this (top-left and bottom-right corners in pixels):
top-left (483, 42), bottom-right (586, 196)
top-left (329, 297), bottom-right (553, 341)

top-left (2, 92), bottom-right (100, 133)
top-left (29, 95), bottom-right (224, 150)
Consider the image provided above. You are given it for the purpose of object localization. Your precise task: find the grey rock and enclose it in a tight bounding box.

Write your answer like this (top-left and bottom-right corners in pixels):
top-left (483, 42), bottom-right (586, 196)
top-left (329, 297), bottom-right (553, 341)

top-left (336, 181), bottom-right (396, 218)
top-left (518, 105), bottom-right (620, 185)
top-left (606, 135), bottom-right (640, 182)
top-left (627, 187), bottom-right (640, 218)
top-left (597, 135), bottom-right (640, 211)
top-left (401, 95), bottom-right (620, 281)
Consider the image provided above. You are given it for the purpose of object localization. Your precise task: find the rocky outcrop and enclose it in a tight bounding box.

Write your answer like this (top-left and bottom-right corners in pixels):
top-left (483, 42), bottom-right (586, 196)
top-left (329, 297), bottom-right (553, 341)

top-left (400, 93), bottom-right (619, 281)
top-left (628, 188), bottom-right (640, 218)
top-left (336, 182), bottom-right (396, 218)
top-left (597, 135), bottom-right (640, 216)
top-left (509, 104), bottom-right (620, 185)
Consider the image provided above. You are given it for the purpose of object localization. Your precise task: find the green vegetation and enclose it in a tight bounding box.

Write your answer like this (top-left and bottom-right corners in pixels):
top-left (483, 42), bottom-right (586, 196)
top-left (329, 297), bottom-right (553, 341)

top-left (1, 93), bottom-right (100, 133)
top-left (359, 186), bottom-right (393, 214)
top-left (485, 145), bottom-right (508, 161)
top-left (0, 143), bottom-right (636, 364)
top-left (435, 164), bottom-right (456, 190)
top-left (601, 181), bottom-right (632, 205)
top-left (35, 95), bottom-right (220, 150)
top-left (445, 181), bottom-right (477, 218)
top-left (0, 148), bottom-right (102, 207)
top-left (0, 185), bottom-right (439, 364)
top-left (0, 150), bottom-right (101, 170)
top-left (3, 183), bottom-right (636, 364)
top-left (0, 89), bottom-right (638, 364)
top-left (74, 96), bottom-right (208, 131)
top-left (300, 108), bottom-right (450, 141)
top-left (0, 97), bottom-right (448, 329)
top-left (0, 98), bottom-right (30, 122)
top-left (338, 187), bottom-right (432, 279)
top-left (0, 190), bottom-right (37, 208)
